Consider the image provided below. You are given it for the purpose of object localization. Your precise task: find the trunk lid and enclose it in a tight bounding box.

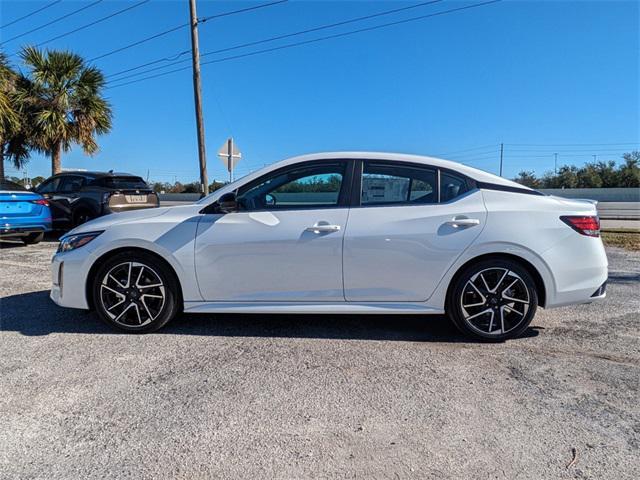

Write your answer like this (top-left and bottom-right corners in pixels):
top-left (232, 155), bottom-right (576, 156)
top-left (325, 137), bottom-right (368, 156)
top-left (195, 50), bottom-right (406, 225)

top-left (0, 191), bottom-right (45, 217)
top-left (107, 189), bottom-right (159, 212)
top-left (548, 195), bottom-right (598, 215)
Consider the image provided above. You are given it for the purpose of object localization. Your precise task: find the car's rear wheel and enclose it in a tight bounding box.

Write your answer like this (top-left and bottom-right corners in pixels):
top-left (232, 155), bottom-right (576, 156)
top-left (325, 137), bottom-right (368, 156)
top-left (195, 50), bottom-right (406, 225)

top-left (92, 251), bottom-right (180, 333)
top-left (447, 259), bottom-right (538, 341)
top-left (22, 232), bottom-right (44, 245)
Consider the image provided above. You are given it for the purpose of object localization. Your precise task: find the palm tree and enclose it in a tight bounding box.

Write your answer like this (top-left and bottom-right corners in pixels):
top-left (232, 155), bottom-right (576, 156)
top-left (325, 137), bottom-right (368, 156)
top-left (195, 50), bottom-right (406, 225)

top-left (17, 47), bottom-right (112, 175)
top-left (0, 52), bottom-right (30, 180)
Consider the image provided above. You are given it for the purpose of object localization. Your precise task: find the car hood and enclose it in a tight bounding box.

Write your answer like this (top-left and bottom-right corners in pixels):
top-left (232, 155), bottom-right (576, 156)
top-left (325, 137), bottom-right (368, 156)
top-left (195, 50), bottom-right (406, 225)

top-left (66, 204), bottom-right (202, 236)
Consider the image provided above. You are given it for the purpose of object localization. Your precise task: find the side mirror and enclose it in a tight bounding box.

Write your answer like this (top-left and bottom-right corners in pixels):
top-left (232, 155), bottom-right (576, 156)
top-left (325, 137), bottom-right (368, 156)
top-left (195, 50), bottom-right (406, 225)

top-left (216, 192), bottom-right (239, 214)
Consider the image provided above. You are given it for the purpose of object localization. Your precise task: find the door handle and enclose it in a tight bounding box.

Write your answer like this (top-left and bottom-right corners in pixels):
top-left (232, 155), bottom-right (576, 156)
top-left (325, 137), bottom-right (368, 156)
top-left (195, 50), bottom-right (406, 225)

top-left (305, 223), bottom-right (341, 234)
top-left (446, 217), bottom-right (480, 228)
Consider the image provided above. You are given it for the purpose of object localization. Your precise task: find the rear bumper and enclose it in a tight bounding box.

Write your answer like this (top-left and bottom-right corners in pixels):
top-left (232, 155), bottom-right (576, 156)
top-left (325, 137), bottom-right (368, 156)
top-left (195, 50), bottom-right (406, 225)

top-left (0, 223), bottom-right (51, 236)
top-left (541, 234), bottom-right (608, 308)
top-left (105, 204), bottom-right (159, 214)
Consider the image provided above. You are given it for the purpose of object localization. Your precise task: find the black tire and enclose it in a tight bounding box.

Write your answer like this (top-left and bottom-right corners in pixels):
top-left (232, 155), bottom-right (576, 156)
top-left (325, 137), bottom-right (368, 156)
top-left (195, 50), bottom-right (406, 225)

top-left (73, 208), bottom-right (94, 227)
top-left (446, 258), bottom-right (538, 341)
top-left (22, 232), bottom-right (44, 245)
top-left (92, 251), bottom-right (180, 333)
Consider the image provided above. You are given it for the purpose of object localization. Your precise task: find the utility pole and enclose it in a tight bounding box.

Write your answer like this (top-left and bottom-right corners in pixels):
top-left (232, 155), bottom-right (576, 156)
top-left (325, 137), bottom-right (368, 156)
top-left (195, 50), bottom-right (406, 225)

top-left (189, 0), bottom-right (209, 197)
top-left (499, 143), bottom-right (504, 177)
top-left (554, 153), bottom-right (558, 174)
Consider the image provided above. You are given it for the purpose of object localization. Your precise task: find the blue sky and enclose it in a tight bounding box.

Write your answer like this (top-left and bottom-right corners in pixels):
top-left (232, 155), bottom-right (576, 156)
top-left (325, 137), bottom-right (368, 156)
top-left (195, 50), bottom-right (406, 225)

top-left (2, 0), bottom-right (639, 183)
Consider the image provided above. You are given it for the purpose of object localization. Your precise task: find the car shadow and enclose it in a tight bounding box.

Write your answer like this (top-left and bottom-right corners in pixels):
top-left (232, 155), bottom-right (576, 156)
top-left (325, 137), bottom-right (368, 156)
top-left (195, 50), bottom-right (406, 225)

top-left (0, 232), bottom-right (62, 248)
top-left (0, 290), bottom-right (540, 343)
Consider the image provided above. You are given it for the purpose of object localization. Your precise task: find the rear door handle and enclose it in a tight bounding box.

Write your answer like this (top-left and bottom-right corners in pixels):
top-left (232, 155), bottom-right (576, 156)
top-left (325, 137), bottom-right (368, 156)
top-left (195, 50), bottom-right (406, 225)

top-left (305, 223), bottom-right (341, 234)
top-left (446, 217), bottom-right (480, 228)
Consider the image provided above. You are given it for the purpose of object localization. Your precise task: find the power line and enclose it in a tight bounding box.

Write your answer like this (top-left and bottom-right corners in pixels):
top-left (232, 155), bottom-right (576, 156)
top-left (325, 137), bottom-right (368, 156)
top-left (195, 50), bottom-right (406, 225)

top-left (89, 24), bottom-right (188, 63)
top-left (107, 0), bottom-right (502, 89)
top-left (199, 0), bottom-right (288, 23)
top-left (506, 153), bottom-right (628, 158)
top-left (445, 149), bottom-right (499, 158)
top-left (1, 0), bottom-right (62, 29)
top-left (505, 142), bottom-right (639, 147)
top-left (107, 0), bottom-right (444, 79)
top-left (504, 147), bottom-right (633, 153)
top-left (0, 0), bottom-right (103, 45)
top-left (88, 0), bottom-right (288, 63)
top-left (35, 0), bottom-right (151, 47)
top-left (434, 144), bottom-right (499, 155)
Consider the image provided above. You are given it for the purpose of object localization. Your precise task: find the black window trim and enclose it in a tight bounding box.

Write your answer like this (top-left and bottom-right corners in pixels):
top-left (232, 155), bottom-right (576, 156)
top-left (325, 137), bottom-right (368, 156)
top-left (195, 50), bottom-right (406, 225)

top-left (350, 159), bottom-right (478, 208)
top-left (200, 157), bottom-right (506, 214)
top-left (476, 181), bottom-right (545, 196)
top-left (356, 159), bottom-right (440, 208)
top-left (204, 159), bottom-right (357, 213)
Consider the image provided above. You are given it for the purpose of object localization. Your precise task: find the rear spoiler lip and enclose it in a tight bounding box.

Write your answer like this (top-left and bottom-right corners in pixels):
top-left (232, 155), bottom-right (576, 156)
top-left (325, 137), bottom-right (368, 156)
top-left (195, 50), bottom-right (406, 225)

top-left (571, 198), bottom-right (599, 206)
top-left (547, 195), bottom-right (599, 208)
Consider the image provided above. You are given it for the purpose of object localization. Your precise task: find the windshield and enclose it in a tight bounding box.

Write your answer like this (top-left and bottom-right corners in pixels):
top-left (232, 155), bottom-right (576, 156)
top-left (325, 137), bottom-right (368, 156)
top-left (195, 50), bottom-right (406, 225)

top-left (98, 176), bottom-right (148, 189)
top-left (0, 180), bottom-right (27, 191)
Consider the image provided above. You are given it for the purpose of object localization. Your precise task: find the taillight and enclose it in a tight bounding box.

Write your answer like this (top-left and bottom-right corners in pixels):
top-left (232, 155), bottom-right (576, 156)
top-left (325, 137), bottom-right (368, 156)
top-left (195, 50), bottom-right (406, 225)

top-left (560, 215), bottom-right (600, 237)
top-left (30, 199), bottom-right (49, 206)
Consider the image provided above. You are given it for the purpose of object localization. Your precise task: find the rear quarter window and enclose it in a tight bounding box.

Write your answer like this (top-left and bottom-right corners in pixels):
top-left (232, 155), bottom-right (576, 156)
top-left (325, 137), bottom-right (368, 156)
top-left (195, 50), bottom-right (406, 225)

top-left (440, 172), bottom-right (470, 202)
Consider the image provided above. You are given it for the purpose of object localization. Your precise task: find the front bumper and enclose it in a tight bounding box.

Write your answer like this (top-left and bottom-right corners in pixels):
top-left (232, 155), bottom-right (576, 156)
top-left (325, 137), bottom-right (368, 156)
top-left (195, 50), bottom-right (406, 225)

top-left (50, 249), bottom-right (94, 310)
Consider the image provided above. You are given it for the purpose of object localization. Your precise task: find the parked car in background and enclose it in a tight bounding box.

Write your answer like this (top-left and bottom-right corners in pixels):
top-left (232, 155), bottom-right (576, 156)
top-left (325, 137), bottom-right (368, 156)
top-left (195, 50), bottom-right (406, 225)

top-left (0, 179), bottom-right (52, 245)
top-left (34, 171), bottom-right (159, 229)
top-left (49, 152), bottom-right (608, 340)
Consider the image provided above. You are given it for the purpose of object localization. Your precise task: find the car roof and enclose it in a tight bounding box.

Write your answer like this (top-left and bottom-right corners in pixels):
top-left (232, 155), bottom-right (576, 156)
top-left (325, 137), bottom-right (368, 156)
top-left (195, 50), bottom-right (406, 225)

top-left (269, 152), bottom-right (531, 189)
top-left (53, 171), bottom-right (141, 178)
top-left (200, 151), bottom-right (533, 203)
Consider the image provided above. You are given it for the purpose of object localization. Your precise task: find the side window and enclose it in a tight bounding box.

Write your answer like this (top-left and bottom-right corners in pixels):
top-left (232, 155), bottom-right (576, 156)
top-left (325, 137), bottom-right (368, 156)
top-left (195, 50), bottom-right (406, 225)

top-left (440, 172), bottom-right (469, 202)
top-left (59, 176), bottom-right (85, 193)
top-left (237, 162), bottom-right (346, 210)
top-left (36, 178), bottom-right (60, 194)
top-left (361, 162), bottom-right (436, 206)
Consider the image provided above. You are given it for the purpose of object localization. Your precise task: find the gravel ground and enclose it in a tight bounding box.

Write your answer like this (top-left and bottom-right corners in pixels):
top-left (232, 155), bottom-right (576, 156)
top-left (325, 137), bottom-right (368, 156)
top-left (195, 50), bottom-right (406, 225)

top-left (1, 238), bottom-right (638, 479)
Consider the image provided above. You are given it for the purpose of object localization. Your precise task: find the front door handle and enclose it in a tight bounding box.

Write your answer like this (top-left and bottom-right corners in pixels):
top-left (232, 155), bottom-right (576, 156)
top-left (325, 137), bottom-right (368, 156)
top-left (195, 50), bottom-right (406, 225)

top-left (446, 217), bottom-right (480, 228)
top-left (305, 223), bottom-right (341, 234)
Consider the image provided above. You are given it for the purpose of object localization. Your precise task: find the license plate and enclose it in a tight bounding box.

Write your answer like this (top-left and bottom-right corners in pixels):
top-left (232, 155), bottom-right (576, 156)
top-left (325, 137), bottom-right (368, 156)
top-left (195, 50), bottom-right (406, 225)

top-left (125, 195), bottom-right (147, 203)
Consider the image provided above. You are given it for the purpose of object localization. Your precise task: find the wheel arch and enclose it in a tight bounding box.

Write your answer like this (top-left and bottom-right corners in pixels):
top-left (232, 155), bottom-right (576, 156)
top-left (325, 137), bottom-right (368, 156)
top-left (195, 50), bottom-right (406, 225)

top-left (445, 252), bottom-right (547, 308)
top-left (85, 246), bottom-right (184, 311)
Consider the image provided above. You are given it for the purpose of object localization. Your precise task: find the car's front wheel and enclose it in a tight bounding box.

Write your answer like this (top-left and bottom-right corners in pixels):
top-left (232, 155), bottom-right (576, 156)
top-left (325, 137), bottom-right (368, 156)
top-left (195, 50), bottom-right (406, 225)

top-left (92, 251), bottom-right (180, 333)
top-left (447, 259), bottom-right (538, 341)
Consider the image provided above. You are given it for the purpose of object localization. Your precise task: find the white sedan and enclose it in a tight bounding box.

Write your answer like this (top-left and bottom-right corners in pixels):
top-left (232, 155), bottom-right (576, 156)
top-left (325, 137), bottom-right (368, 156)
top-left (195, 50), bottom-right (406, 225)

top-left (50, 152), bottom-right (608, 340)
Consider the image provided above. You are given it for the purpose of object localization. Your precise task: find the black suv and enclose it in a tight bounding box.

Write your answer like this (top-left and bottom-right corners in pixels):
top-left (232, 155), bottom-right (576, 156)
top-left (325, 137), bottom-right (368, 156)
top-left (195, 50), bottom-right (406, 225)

top-left (35, 171), bottom-right (159, 228)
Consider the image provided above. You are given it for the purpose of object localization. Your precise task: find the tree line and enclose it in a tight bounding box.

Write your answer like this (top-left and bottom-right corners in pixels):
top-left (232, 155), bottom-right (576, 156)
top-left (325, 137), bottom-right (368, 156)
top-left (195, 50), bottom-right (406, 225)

top-left (0, 48), bottom-right (111, 180)
top-left (513, 152), bottom-right (639, 189)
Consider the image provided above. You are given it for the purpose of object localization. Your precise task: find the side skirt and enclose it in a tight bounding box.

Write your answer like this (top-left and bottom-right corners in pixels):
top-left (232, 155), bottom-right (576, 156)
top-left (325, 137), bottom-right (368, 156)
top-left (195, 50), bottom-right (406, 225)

top-left (183, 302), bottom-right (445, 315)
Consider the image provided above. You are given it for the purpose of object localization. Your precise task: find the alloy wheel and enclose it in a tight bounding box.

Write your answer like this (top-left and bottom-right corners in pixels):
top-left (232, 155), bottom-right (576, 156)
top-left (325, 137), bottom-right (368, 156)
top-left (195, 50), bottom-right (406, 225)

top-left (459, 267), bottom-right (530, 336)
top-left (99, 262), bottom-right (166, 327)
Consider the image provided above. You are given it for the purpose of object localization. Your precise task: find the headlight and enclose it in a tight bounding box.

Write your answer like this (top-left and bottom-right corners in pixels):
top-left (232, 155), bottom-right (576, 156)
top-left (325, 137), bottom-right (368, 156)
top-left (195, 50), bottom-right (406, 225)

top-left (57, 231), bottom-right (103, 253)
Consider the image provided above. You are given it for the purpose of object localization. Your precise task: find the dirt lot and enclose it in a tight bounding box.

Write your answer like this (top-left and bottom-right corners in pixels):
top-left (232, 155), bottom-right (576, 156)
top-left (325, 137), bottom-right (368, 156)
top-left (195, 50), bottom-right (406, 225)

top-left (1, 239), bottom-right (638, 479)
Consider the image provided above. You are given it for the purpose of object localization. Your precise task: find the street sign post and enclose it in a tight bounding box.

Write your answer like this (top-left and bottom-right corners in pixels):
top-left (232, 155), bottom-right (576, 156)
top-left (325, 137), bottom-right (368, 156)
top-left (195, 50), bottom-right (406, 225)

top-left (217, 138), bottom-right (242, 182)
